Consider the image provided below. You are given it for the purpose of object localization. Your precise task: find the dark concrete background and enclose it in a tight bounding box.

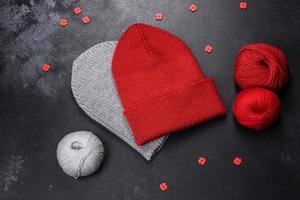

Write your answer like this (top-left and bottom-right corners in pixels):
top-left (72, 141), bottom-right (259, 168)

top-left (0, 0), bottom-right (299, 199)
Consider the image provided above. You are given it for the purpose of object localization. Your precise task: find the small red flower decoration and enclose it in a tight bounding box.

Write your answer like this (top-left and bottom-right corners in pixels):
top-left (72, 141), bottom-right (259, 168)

top-left (155, 13), bottom-right (163, 21)
top-left (189, 4), bottom-right (197, 12)
top-left (73, 6), bottom-right (81, 15)
top-left (198, 156), bottom-right (206, 166)
top-left (41, 64), bottom-right (51, 72)
top-left (160, 182), bottom-right (168, 191)
top-left (204, 45), bottom-right (213, 54)
top-left (59, 19), bottom-right (68, 27)
top-left (233, 157), bottom-right (242, 166)
top-left (240, 2), bottom-right (247, 10)
top-left (82, 16), bottom-right (91, 24)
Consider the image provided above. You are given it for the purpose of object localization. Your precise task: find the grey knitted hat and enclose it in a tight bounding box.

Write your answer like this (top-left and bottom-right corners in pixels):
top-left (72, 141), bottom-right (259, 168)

top-left (71, 41), bottom-right (168, 161)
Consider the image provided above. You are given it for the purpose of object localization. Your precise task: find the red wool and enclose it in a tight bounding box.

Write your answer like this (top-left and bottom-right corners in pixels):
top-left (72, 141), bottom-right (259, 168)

top-left (234, 43), bottom-right (289, 91)
top-left (233, 88), bottom-right (281, 130)
top-left (112, 24), bottom-right (226, 145)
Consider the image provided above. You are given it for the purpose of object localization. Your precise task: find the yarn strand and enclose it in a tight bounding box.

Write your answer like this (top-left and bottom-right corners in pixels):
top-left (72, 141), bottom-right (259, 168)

top-left (234, 43), bottom-right (288, 91)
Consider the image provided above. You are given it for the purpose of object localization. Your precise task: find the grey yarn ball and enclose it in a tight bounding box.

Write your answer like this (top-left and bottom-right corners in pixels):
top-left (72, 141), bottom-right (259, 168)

top-left (56, 131), bottom-right (104, 179)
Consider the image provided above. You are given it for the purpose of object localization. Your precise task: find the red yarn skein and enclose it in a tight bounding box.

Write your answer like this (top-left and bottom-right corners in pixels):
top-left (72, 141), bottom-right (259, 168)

top-left (234, 43), bottom-right (288, 91)
top-left (233, 88), bottom-right (280, 130)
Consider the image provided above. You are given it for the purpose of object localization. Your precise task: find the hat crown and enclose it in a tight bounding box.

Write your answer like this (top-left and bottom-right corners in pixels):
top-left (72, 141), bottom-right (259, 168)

top-left (112, 24), bottom-right (226, 145)
top-left (112, 23), bottom-right (206, 108)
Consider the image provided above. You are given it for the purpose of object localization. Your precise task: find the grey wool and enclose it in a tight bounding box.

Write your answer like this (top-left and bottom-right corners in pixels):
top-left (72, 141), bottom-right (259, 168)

top-left (71, 41), bottom-right (168, 161)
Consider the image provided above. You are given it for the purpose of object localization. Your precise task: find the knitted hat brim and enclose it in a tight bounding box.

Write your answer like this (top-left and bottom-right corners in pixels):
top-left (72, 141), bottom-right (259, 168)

top-left (71, 41), bottom-right (167, 161)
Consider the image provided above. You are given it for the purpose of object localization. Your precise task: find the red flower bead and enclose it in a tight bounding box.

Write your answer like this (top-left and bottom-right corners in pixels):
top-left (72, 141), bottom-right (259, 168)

top-left (189, 4), bottom-right (197, 12)
top-left (82, 16), bottom-right (91, 24)
top-left (41, 64), bottom-right (51, 72)
top-left (160, 182), bottom-right (168, 191)
top-left (240, 2), bottom-right (247, 10)
top-left (198, 156), bottom-right (206, 166)
top-left (204, 45), bottom-right (213, 54)
top-left (59, 19), bottom-right (68, 27)
top-left (233, 157), bottom-right (242, 166)
top-left (155, 13), bottom-right (163, 21)
top-left (73, 6), bottom-right (81, 15)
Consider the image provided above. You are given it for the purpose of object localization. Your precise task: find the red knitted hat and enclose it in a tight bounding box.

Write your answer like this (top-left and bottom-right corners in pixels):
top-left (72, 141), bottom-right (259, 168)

top-left (112, 24), bottom-right (226, 145)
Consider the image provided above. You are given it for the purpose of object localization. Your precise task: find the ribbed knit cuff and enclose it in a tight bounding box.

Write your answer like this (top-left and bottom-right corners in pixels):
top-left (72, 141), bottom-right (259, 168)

top-left (124, 79), bottom-right (227, 145)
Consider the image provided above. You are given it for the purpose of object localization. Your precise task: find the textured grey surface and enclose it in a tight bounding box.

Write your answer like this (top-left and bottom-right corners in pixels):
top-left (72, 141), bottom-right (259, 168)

top-left (71, 41), bottom-right (167, 161)
top-left (0, 0), bottom-right (300, 200)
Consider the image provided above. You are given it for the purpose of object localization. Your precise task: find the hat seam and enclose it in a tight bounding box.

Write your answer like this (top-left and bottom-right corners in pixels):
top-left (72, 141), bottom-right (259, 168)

top-left (135, 24), bottom-right (156, 59)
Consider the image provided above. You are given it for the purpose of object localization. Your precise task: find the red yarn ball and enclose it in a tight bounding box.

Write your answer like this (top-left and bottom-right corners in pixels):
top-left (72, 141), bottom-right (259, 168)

top-left (233, 88), bottom-right (281, 130)
top-left (234, 43), bottom-right (289, 91)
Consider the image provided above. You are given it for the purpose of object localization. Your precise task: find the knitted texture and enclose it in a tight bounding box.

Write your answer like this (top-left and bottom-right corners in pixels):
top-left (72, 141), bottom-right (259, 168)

top-left (71, 41), bottom-right (167, 161)
top-left (233, 87), bottom-right (281, 130)
top-left (234, 43), bottom-right (289, 91)
top-left (112, 24), bottom-right (227, 145)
